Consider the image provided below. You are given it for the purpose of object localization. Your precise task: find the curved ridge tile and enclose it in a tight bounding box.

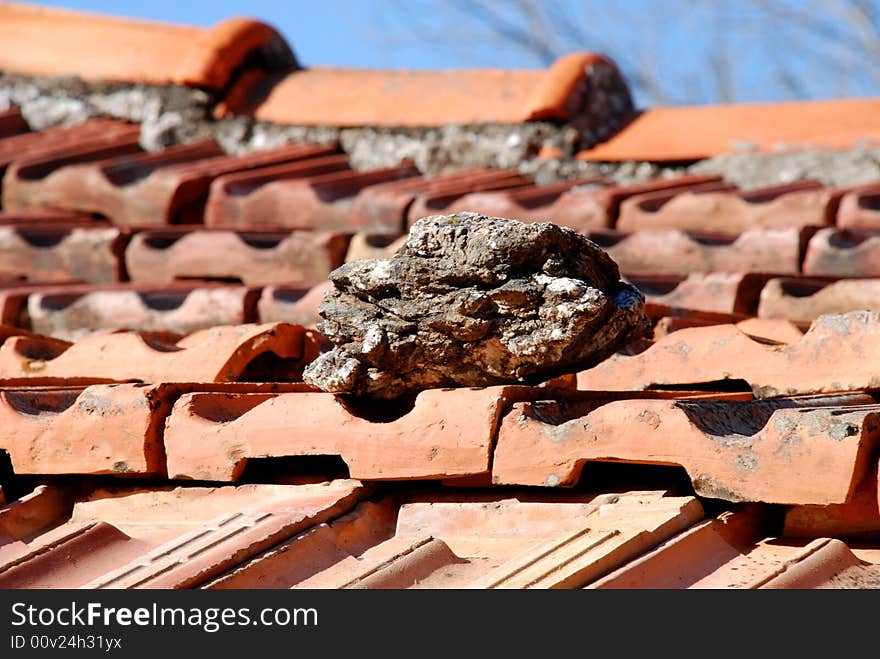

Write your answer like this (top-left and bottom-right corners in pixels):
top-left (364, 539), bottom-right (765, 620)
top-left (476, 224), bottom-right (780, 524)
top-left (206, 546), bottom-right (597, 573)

top-left (217, 52), bottom-right (630, 127)
top-left (0, 3), bottom-right (294, 89)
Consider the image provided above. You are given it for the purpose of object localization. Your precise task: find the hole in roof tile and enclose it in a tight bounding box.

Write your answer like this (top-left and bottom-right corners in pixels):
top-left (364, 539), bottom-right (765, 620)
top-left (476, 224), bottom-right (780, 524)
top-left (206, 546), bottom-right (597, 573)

top-left (829, 230), bottom-right (871, 249)
top-left (688, 233), bottom-right (737, 247)
top-left (3, 389), bottom-right (80, 415)
top-left (139, 335), bottom-right (184, 353)
top-left (857, 195), bottom-right (880, 212)
top-left (237, 234), bottom-right (284, 250)
top-left (650, 379), bottom-right (753, 393)
top-left (0, 449), bottom-right (40, 503)
top-left (235, 351), bottom-right (308, 382)
top-left (176, 275), bottom-right (244, 285)
top-left (38, 293), bottom-right (87, 310)
top-left (585, 232), bottom-right (625, 248)
top-left (236, 455), bottom-right (351, 485)
top-left (143, 234), bottom-right (183, 249)
top-left (11, 337), bottom-right (68, 361)
top-left (271, 287), bottom-right (309, 304)
top-left (627, 276), bottom-right (683, 296)
top-left (364, 234), bottom-right (403, 249)
top-left (102, 162), bottom-right (161, 186)
top-left (635, 194), bottom-right (676, 213)
top-left (15, 229), bottom-right (68, 248)
top-left (136, 291), bottom-right (188, 312)
top-left (187, 392), bottom-right (277, 423)
top-left (777, 279), bottom-right (829, 298)
top-left (335, 392), bottom-right (419, 423)
top-left (573, 460), bottom-right (695, 498)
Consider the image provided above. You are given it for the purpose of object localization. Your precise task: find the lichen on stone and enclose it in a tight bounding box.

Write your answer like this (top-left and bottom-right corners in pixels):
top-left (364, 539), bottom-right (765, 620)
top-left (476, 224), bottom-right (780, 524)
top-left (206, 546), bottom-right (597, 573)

top-left (303, 212), bottom-right (651, 398)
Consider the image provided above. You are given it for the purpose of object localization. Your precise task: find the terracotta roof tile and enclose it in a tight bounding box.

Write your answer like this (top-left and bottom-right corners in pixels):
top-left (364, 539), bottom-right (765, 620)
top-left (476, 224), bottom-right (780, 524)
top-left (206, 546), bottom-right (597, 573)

top-left (0, 382), bottom-right (313, 477)
top-left (0, 224), bottom-right (125, 284)
top-left (0, 484), bottom-right (72, 543)
top-left (203, 154), bottom-right (351, 228)
top-left (579, 310), bottom-right (880, 396)
top-left (23, 283), bottom-right (259, 340)
top-left (5, 3), bottom-right (880, 590)
top-left (427, 179), bottom-right (600, 224)
top-left (11, 142), bottom-right (344, 227)
top-left (124, 228), bottom-right (349, 286)
top-left (577, 99), bottom-right (880, 162)
top-left (590, 509), bottom-right (880, 588)
top-left (256, 282), bottom-right (331, 329)
top-left (210, 163), bottom-right (423, 232)
top-left (492, 393), bottom-right (880, 504)
top-left (617, 180), bottom-right (835, 235)
top-left (628, 272), bottom-right (773, 316)
top-left (0, 480), bottom-right (364, 589)
top-left (802, 228), bottom-right (880, 276)
top-left (0, 2), bottom-right (294, 89)
top-left (0, 108), bottom-right (28, 139)
top-left (211, 491), bottom-right (700, 589)
top-left (216, 52), bottom-right (624, 127)
top-left (342, 168), bottom-right (525, 233)
top-left (344, 233), bottom-right (406, 263)
top-left (586, 227), bottom-right (805, 276)
top-left (836, 183), bottom-right (880, 230)
top-left (783, 462), bottom-right (880, 539)
top-left (164, 386), bottom-right (538, 481)
top-left (757, 277), bottom-right (880, 324)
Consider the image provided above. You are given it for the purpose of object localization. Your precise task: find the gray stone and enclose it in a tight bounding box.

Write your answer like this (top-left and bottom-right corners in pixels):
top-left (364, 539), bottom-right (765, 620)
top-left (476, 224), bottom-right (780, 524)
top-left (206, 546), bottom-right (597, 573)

top-left (303, 212), bottom-right (651, 398)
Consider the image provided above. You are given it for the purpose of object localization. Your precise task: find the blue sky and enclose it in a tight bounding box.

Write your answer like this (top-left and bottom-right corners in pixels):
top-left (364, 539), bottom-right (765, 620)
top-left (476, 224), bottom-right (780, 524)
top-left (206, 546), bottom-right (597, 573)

top-left (22, 1), bottom-right (880, 107)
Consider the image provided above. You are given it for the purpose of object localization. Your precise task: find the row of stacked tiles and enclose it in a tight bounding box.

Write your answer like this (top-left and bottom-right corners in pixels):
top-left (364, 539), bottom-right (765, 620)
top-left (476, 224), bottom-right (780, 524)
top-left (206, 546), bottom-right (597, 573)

top-left (0, 316), bottom-right (879, 511)
top-left (5, 481), bottom-right (878, 589)
top-left (4, 267), bottom-right (880, 341)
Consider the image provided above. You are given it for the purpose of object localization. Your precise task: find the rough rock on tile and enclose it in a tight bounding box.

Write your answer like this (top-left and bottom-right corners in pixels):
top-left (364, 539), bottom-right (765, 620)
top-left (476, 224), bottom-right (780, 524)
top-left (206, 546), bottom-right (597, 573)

top-left (0, 322), bottom-right (307, 384)
top-left (757, 277), bottom-right (880, 324)
top-left (579, 310), bottom-right (880, 397)
top-left (491, 394), bottom-right (880, 505)
top-left (302, 212), bottom-right (651, 398)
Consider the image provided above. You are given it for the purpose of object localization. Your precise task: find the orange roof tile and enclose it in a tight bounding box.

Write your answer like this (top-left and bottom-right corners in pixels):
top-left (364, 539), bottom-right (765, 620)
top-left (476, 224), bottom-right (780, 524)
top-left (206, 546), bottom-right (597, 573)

top-left (0, 2), bottom-right (294, 89)
top-left (217, 53), bottom-right (621, 127)
top-left (578, 99), bottom-right (880, 162)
